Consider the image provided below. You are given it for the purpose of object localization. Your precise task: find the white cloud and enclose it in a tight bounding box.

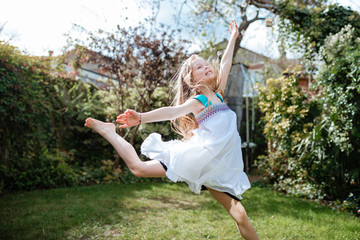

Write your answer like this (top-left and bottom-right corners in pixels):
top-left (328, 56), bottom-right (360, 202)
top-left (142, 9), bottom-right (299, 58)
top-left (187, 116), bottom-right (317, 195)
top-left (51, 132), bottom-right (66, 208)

top-left (0, 0), bottom-right (151, 55)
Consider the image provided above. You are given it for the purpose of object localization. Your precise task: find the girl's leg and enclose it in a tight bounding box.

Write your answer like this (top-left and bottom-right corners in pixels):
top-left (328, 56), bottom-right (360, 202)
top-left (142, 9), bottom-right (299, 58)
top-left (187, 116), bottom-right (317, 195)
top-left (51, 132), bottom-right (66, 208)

top-left (207, 188), bottom-right (259, 240)
top-left (85, 118), bottom-right (166, 178)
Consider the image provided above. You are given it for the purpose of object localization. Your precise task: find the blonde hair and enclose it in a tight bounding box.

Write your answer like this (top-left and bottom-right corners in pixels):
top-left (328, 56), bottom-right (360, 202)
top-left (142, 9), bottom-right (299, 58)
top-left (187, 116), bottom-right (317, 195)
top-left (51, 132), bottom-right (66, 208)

top-left (171, 54), bottom-right (221, 140)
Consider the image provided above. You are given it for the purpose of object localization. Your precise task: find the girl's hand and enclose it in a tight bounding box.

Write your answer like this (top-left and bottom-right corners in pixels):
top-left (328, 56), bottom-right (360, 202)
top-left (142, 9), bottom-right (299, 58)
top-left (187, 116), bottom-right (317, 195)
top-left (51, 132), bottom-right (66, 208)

top-left (227, 20), bottom-right (239, 39)
top-left (116, 109), bottom-right (141, 128)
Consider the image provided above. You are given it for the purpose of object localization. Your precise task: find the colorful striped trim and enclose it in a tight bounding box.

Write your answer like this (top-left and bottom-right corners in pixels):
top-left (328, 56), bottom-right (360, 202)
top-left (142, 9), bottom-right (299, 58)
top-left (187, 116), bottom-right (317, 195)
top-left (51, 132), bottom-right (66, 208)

top-left (195, 103), bottom-right (230, 125)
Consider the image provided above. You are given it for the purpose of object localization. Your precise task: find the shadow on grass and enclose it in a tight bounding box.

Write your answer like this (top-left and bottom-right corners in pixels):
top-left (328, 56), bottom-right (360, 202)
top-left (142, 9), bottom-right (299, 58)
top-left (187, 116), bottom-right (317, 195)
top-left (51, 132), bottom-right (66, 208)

top-left (243, 187), bottom-right (330, 219)
top-left (0, 182), bottom-right (211, 240)
top-left (1, 182), bottom-right (359, 240)
top-left (239, 186), bottom-right (360, 239)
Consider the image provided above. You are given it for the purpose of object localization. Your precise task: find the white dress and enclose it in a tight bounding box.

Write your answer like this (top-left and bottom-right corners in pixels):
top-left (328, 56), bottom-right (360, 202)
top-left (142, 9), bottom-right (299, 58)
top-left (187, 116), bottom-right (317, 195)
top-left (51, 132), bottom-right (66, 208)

top-left (141, 97), bottom-right (251, 200)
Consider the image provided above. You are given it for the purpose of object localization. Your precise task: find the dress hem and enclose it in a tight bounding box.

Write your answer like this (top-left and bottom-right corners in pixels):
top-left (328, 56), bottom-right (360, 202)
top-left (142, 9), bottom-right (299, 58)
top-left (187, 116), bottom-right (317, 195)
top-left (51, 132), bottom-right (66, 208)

top-left (166, 168), bottom-right (250, 200)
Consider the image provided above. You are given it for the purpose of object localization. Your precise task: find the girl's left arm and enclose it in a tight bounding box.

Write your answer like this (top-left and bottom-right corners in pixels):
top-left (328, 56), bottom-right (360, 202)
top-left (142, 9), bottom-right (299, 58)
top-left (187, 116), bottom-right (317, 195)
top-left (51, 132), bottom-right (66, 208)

top-left (218, 20), bottom-right (239, 93)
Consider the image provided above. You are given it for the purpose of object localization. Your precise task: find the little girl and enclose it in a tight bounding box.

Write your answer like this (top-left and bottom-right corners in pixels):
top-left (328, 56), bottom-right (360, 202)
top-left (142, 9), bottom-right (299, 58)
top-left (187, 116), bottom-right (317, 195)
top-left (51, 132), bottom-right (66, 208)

top-left (85, 21), bottom-right (259, 240)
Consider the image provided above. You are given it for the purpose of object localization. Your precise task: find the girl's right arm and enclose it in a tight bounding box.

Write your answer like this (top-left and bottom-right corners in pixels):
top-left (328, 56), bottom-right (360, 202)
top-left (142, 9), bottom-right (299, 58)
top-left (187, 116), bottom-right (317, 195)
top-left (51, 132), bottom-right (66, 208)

top-left (217, 20), bottom-right (239, 93)
top-left (116, 99), bottom-right (204, 128)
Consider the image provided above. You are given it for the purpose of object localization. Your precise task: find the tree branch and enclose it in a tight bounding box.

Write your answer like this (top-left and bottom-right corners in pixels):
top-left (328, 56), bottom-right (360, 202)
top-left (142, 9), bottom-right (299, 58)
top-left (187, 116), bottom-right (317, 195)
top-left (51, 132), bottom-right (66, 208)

top-left (211, 0), bottom-right (231, 23)
top-left (176, 0), bottom-right (187, 25)
top-left (214, 6), bottom-right (229, 23)
top-left (249, 0), bottom-right (277, 13)
top-left (248, 9), bottom-right (266, 24)
top-left (240, 1), bottom-right (249, 22)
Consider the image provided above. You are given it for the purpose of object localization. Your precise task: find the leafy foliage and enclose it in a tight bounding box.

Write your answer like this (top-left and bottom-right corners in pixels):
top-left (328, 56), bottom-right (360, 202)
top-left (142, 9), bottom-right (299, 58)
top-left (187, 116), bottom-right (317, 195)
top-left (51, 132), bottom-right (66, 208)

top-left (295, 25), bottom-right (360, 199)
top-left (0, 20), bottom-right (188, 192)
top-left (256, 70), bottom-right (324, 199)
top-left (0, 42), bottom-right (113, 192)
top-left (277, 4), bottom-right (360, 60)
top-left (257, 23), bottom-right (360, 205)
top-left (65, 23), bottom-right (187, 172)
top-left (318, 25), bottom-right (360, 153)
top-left (331, 192), bottom-right (360, 215)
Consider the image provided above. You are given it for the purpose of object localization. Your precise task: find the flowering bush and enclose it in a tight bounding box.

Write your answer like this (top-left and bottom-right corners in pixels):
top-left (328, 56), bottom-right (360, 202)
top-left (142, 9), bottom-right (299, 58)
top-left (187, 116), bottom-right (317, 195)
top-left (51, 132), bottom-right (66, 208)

top-left (256, 70), bottom-right (324, 198)
top-left (318, 25), bottom-right (360, 153)
top-left (257, 73), bottom-right (313, 153)
top-left (257, 25), bottom-right (360, 209)
top-left (296, 25), bottom-right (360, 200)
top-left (332, 193), bottom-right (360, 216)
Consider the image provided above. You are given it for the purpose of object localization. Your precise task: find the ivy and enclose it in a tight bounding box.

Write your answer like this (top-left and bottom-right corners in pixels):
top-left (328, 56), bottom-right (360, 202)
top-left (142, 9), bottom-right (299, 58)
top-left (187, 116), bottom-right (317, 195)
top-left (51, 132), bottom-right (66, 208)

top-left (277, 3), bottom-right (360, 61)
top-left (0, 42), bottom-right (112, 192)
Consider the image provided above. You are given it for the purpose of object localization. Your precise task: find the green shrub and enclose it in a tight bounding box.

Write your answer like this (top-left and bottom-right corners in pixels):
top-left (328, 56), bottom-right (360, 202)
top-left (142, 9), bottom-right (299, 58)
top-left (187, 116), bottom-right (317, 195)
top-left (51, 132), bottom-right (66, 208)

top-left (257, 25), bottom-right (360, 207)
top-left (256, 70), bottom-right (321, 194)
top-left (296, 25), bottom-right (360, 200)
top-left (1, 148), bottom-right (75, 191)
top-left (331, 193), bottom-right (360, 216)
top-left (72, 165), bottom-right (104, 186)
top-left (277, 4), bottom-right (360, 59)
top-left (0, 42), bottom-right (112, 192)
top-left (0, 41), bottom-right (177, 192)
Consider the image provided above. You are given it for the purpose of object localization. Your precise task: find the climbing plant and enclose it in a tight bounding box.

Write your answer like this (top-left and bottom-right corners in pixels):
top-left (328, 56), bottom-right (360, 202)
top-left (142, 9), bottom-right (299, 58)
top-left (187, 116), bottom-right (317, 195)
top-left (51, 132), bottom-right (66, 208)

top-left (277, 3), bottom-right (360, 61)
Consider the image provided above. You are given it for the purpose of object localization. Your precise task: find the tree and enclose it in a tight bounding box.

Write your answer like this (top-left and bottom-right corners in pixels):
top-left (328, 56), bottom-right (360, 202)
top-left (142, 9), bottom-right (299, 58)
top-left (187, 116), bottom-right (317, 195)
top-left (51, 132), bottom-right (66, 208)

top-left (0, 22), bottom-right (18, 43)
top-left (171, 0), bottom-right (274, 57)
top-left (149, 0), bottom-right (329, 56)
top-left (138, 1), bottom-right (330, 131)
top-left (277, 3), bottom-right (360, 62)
top-left (66, 22), bottom-right (188, 169)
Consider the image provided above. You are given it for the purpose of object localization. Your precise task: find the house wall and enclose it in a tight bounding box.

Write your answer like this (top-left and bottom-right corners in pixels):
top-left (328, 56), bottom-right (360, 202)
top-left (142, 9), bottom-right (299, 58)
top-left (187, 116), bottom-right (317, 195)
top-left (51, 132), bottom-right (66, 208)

top-left (224, 46), bottom-right (300, 131)
top-left (225, 64), bottom-right (245, 130)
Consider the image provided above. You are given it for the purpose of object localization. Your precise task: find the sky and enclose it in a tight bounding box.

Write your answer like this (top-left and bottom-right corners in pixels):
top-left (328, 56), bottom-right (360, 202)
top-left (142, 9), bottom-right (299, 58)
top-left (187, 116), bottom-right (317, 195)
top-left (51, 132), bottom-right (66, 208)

top-left (0, 0), bottom-right (359, 58)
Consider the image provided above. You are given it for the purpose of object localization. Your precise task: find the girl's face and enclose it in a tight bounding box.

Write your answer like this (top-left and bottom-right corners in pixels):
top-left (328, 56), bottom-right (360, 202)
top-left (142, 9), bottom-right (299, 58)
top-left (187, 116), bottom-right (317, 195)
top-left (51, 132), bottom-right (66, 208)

top-left (191, 58), bottom-right (215, 85)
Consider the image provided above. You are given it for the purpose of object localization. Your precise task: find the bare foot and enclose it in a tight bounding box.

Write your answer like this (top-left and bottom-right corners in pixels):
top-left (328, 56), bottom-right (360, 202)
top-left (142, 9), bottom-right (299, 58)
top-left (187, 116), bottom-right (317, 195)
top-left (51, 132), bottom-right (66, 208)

top-left (84, 118), bottom-right (116, 137)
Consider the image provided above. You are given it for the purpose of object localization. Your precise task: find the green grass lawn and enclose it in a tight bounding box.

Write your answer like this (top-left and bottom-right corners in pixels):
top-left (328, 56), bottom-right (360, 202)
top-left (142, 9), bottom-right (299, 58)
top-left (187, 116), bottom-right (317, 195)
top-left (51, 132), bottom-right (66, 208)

top-left (0, 182), bottom-right (359, 240)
